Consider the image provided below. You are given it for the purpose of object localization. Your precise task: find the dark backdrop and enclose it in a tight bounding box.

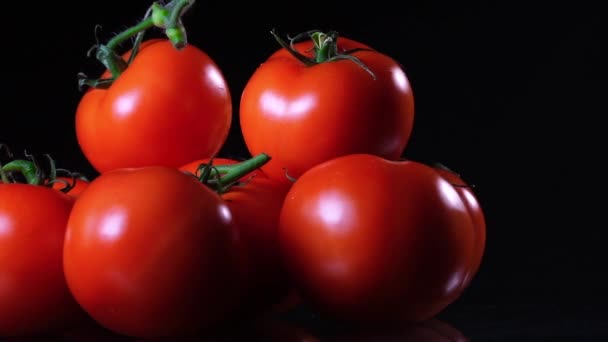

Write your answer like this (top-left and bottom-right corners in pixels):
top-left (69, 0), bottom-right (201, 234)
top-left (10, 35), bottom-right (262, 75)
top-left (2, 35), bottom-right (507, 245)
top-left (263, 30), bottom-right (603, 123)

top-left (3, 0), bottom-right (605, 339)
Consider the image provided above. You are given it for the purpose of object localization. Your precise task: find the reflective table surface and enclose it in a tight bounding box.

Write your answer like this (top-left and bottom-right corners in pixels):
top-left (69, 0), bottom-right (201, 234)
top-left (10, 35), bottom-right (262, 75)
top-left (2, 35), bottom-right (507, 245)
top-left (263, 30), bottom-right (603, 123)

top-left (5, 270), bottom-right (608, 341)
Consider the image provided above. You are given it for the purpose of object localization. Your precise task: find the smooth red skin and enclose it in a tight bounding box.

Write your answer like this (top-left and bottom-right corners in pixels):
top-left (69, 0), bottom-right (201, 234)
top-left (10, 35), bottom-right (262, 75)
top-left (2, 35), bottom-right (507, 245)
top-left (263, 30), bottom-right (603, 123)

top-left (434, 168), bottom-right (486, 292)
top-left (76, 39), bottom-right (232, 173)
top-left (0, 184), bottom-right (85, 336)
top-left (279, 154), bottom-right (476, 324)
top-left (63, 167), bottom-right (241, 338)
top-left (180, 158), bottom-right (292, 315)
top-left (50, 177), bottom-right (89, 197)
top-left (240, 37), bottom-right (415, 185)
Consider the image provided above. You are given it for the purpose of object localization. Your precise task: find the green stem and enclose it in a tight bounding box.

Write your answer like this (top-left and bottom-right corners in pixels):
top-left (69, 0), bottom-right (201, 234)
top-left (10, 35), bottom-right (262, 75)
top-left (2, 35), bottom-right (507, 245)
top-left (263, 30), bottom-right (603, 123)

top-left (106, 18), bottom-right (155, 51)
top-left (0, 165), bottom-right (8, 183)
top-left (167, 0), bottom-right (193, 28)
top-left (1, 160), bottom-right (41, 185)
top-left (272, 30), bottom-right (376, 79)
top-left (311, 31), bottom-right (331, 63)
top-left (218, 153), bottom-right (271, 189)
top-left (194, 164), bottom-right (232, 177)
top-left (270, 29), bottom-right (315, 66)
top-left (158, 0), bottom-right (194, 49)
top-left (98, 19), bottom-right (153, 79)
top-left (83, 0), bottom-right (195, 87)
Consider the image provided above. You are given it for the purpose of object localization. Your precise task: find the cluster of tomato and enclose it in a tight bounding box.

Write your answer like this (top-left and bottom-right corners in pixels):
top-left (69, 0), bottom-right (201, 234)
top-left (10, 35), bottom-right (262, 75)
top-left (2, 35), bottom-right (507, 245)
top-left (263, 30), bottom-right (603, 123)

top-left (0, 0), bottom-right (485, 340)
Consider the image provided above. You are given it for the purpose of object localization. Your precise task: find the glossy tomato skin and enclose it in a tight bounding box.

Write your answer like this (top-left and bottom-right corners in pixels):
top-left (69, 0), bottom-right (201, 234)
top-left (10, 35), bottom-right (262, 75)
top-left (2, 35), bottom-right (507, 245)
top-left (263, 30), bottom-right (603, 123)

top-left (76, 39), bottom-right (232, 173)
top-left (279, 154), bottom-right (475, 324)
top-left (63, 166), bottom-right (241, 338)
top-left (434, 167), bottom-right (486, 292)
top-left (240, 37), bottom-right (415, 185)
top-left (180, 158), bottom-right (292, 316)
top-left (0, 184), bottom-right (85, 336)
top-left (50, 176), bottom-right (89, 197)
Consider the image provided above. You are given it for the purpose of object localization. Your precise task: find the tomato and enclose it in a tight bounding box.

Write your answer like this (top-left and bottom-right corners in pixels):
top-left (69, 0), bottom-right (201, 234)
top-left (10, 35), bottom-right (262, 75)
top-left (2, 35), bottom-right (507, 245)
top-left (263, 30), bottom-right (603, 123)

top-left (240, 32), bottom-right (414, 185)
top-left (50, 176), bottom-right (89, 197)
top-left (180, 158), bottom-right (292, 316)
top-left (76, 39), bottom-right (232, 173)
top-left (63, 166), bottom-right (242, 338)
top-left (0, 184), bottom-right (85, 336)
top-left (433, 166), bottom-right (486, 292)
top-left (278, 154), bottom-right (476, 324)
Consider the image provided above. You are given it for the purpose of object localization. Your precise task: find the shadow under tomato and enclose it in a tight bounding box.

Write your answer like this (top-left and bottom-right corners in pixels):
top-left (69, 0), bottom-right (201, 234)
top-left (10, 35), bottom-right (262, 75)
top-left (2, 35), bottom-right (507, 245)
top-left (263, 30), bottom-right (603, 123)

top-left (24, 308), bottom-right (467, 342)
top-left (217, 314), bottom-right (468, 342)
top-left (325, 319), bottom-right (469, 341)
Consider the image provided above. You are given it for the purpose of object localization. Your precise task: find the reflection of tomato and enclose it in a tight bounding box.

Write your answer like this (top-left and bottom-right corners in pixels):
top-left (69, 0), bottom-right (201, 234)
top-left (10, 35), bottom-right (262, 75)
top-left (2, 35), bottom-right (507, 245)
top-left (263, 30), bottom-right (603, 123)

top-left (434, 166), bottom-right (486, 292)
top-left (180, 158), bottom-right (292, 315)
top-left (279, 154), bottom-right (475, 324)
top-left (246, 317), bottom-right (320, 342)
top-left (63, 166), bottom-right (241, 338)
top-left (0, 184), bottom-right (85, 337)
top-left (240, 34), bottom-right (415, 185)
top-left (76, 39), bottom-right (232, 173)
top-left (271, 288), bottom-right (303, 314)
top-left (50, 176), bottom-right (89, 197)
top-left (329, 319), bottom-right (469, 341)
top-left (61, 317), bottom-right (128, 342)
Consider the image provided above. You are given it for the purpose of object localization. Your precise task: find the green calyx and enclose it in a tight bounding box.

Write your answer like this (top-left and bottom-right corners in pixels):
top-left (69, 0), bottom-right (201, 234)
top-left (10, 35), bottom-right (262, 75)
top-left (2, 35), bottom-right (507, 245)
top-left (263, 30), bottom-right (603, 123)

top-left (270, 29), bottom-right (377, 80)
top-left (79, 0), bottom-right (196, 90)
top-left (186, 153), bottom-right (271, 194)
top-left (0, 145), bottom-right (87, 194)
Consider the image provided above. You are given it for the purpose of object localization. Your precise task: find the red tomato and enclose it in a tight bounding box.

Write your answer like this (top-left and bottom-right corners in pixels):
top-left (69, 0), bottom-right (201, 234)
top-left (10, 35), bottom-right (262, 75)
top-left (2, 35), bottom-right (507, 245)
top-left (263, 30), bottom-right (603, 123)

top-left (278, 154), bottom-right (476, 324)
top-left (0, 184), bottom-right (85, 336)
top-left (63, 166), bottom-right (242, 338)
top-left (50, 176), bottom-right (89, 197)
top-left (240, 34), bottom-right (415, 185)
top-left (433, 166), bottom-right (486, 292)
top-left (180, 158), bottom-right (292, 316)
top-left (76, 39), bottom-right (232, 173)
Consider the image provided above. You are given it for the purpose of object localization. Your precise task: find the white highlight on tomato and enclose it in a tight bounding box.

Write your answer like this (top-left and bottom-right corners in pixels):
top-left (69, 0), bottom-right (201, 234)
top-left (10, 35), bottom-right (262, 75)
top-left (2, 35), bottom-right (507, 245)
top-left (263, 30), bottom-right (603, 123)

top-left (218, 204), bottom-right (232, 225)
top-left (113, 90), bottom-right (139, 118)
top-left (0, 214), bottom-right (11, 238)
top-left (98, 208), bottom-right (128, 242)
top-left (260, 91), bottom-right (316, 119)
top-left (205, 65), bottom-right (227, 90)
top-left (444, 268), bottom-right (466, 295)
top-left (438, 178), bottom-right (466, 212)
top-left (392, 66), bottom-right (410, 93)
top-left (317, 191), bottom-right (353, 234)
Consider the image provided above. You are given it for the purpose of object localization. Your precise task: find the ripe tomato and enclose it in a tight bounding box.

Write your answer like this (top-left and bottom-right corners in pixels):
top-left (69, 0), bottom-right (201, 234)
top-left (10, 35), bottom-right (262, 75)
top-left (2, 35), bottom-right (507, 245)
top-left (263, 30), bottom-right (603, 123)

top-left (278, 154), bottom-right (476, 324)
top-left (0, 184), bottom-right (85, 336)
top-left (240, 33), bottom-right (414, 185)
top-left (50, 176), bottom-right (89, 197)
top-left (76, 39), bottom-right (232, 173)
top-left (63, 166), bottom-right (242, 338)
top-left (433, 166), bottom-right (486, 292)
top-left (180, 158), bottom-right (292, 316)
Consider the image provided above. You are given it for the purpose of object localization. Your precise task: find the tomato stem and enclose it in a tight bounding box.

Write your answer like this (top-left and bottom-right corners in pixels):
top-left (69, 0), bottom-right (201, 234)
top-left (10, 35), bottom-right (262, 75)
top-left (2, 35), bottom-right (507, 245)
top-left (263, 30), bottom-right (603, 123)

top-left (1, 160), bottom-right (41, 185)
top-left (106, 19), bottom-right (155, 53)
top-left (221, 153), bottom-right (270, 187)
top-left (271, 29), bottom-right (377, 79)
top-left (203, 153), bottom-right (270, 194)
top-left (311, 31), bottom-right (332, 63)
top-left (80, 0), bottom-right (196, 89)
top-left (0, 164), bottom-right (8, 183)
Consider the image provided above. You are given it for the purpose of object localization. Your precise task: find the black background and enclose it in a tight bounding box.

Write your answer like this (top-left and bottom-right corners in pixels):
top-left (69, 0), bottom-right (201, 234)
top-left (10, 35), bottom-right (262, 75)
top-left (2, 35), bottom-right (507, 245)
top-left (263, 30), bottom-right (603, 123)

top-left (2, 0), bottom-right (606, 340)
